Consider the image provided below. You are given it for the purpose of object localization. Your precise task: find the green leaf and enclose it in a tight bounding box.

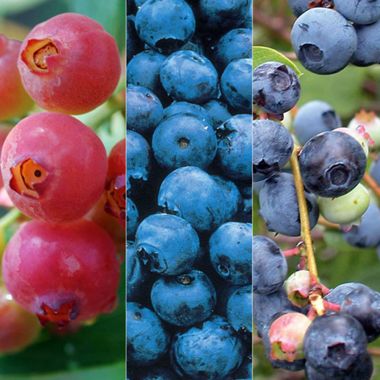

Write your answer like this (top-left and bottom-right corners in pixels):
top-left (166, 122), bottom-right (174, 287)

top-left (253, 46), bottom-right (302, 76)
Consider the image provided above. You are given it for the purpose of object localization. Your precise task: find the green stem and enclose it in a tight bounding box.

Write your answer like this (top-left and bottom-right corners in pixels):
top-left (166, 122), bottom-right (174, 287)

top-left (0, 208), bottom-right (21, 229)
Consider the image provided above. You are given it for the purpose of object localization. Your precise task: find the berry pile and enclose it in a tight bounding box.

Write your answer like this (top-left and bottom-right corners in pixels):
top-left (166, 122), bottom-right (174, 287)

top-left (253, 56), bottom-right (380, 379)
top-left (0, 13), bottom-right (124, 353)
top-left (289, 0), bottom-right (380, 73)
top-left (127, 0), bottom-right (252, 378)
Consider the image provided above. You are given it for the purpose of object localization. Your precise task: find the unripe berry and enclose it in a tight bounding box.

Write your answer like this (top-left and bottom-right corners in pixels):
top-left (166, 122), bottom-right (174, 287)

top-left (285, 270), bottom-right (311, 308)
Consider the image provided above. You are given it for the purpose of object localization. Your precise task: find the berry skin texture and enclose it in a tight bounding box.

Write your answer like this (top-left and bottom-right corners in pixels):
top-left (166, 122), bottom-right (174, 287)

top-left (288, 0), bottom-right (312, 16)
top-left (1, 112), bottom-right (108, 223)
top-left (293, 100), bottom-right (342, 145)
top-left (252, 119), bottom-right (294, 175)
top-left (209, 222), bottom-right (252, 285)
top-left (127, 198), bottom-right (139, 238)
top-left (127, 302), bottom-right (170, 366)
top-left (171, 315), bottom-right (245, 379)
top-left (253, 61), bottom-right (300, 115)
top-left (203, 100), bottom-right (232, 130)
top-left (216, 114), bottom-right (252, 180)
top-left (334, 0), bottom-right (380, 25)
top-left (160, 50), bottom-right (219, 104)
top-left (299, 131), bottom-right (367, 198)
top-left (226, 285), bottom-right (252, 333)
top-left (252, 236), bottom-right (288, 295)
top-left (18, 13), bottom-right (121, 115)
top-left (163, 101), bottom-right (211, 124)
top-left (2, 220), bottom-right (120, 325)
top-left (135, 0), bottom-right (196, 54)
top-left (150, 270), bottom-right (216, 327)
top-left (291, 8), bottom-right (357, 74)
top-left (304, 314), bottom-right (368, 377)
top-left (352, 20), bottom-right (380, 67)
top-left (221, 58), bottom-right (252, 113)
top-left (135, 213), bottom-right (200, 275)
top-left (0, 35), bottom-right (33, 121)
top-left (152, 113), bottom-right (217, 170)
top-left (0, 289), bottom-right (41, 354)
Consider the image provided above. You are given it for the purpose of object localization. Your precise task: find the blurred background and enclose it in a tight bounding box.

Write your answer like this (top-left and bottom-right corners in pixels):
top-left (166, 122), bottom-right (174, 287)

top-left (254, 1), bottom-right (380, 379)
top-left (0, 1), bottom-right (125, 379)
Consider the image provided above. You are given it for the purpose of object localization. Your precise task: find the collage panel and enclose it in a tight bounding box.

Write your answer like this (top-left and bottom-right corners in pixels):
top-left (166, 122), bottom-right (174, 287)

top-left (0, 1), bottom-right (125, 379)
top-left (127, 0), bottom-right (253, 379)
top-left (254, 1), bottom-right (380, 380)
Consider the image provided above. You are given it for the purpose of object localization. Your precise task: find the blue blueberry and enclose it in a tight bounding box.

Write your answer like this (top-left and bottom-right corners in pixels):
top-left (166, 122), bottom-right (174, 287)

top-left (151, 270), bottom-right (216, 326)
top-left (209, 222), bottom-right (252, 285)
top-left (252, 235), bottom-right (288, 294)
top-left (160, 50), bottom-right (219, 104)
top-left (334, 0), bottom-right (380, 25)
top-left (127, 130), bottom-right (151, 194)
top-left (370, 156), bottom-right (380, 185)
top-left (127, 198), bottom-right (139, 238)
top-left (158, 166), bottom-right (240, 232)
top-left (163, 101), bottom-right (211, 123)
top-left (203, 99), bottom-right (232, 129)
top-left (299, 131), bottom-right (367, 197)
top-left (127, 302), bottom-right (170, 366)
top-left (127, 241), bottom-right (150, 301)
top-left (139, 367), bottom-right (179, 380)
top-left (227, 285), bottom-right (252, 333)
top-left (171, 315), bottom-right (245, 379)
top-left (198, 0), bottom-right (251, 31)
top-left (352, 20), bottom-right (380, 67)
top-left (127, 50), bottom-right (166, 96)
top-left (253, 61), bottom-right (300, 115)
top-left (294, 100), bottom-right (342, 145)
top-left (127, 85), bottom-right (163, 135)
top-left (291, 8), bottom-right (357, 74)
top-left (216, 114), bottom-right (252, 180)
top-left (152, 113), bottom-right (217, 170)
top-left (214, 28), bottom-right (252, 70)
top-left (252, 119), bottom-right (294, 175)
top-left (135, 0), bottom-right (196, 54)
top-left (221, 58), bottom-right (252, 113)
top-left (127, 16), bottom-right (143, 62)
top-left (135, 213), bottom-right (199, 275)
top-left (288, 0), bottom-right (312, 16)
top-left (215, 284), bottom-right (240, 316)
top-left (259, 172), bottom-right (319, 236)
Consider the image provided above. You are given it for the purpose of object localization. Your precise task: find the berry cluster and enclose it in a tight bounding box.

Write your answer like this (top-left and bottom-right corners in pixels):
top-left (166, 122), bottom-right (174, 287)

top-left (0, 13), bottom-right (123, 353)
top-left (289, 0), bottom-right (380, 73)
top-left (127, 0), bottom-right (252, 378)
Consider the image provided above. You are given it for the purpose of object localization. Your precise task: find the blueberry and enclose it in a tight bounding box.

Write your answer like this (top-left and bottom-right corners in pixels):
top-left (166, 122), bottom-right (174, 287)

top-left (226, 285), bottom-right (252, 333)
top-left (221, 58), bottom-right (252, 113)
top-left (127, 50), bottom-right (166, 96)
top-left (127, 302), bottom-right (170, 366)
top-left (127, 16), bottom-right (143, 62)
top-left (127, 198), bottom-right (139, 238)
top-left (304, 314), bottom-right (368, 377)
top-left (253, 61), bottom-right (300, 115)
top-left (203, 100), bottom-right (232, 129)
top-left (215, 284), bottom-right (240, 316)
top-left (135, 213), bottom-right (200, 275)
top-left (152, 113), bottom-right (217, 170)
top-left (127, 85), bottom-right (163, 135)
top-left (135, 0), bottom-right (196, 54)
top-left (252, 119), bottom-right (294, 175)
top-left (139, 366), bottom-right (179, 380)
top-left (334, 0), bottom-right (380, 25)
top-left (294, 100), bottom-right (342, 145)
top-left (127, 241), bottom-right (150, 301)
top-left (291, 8), bottom-right (357, 74)
top-left (209, 222), bottom-right (252, 285)
top-left (288, 0), bottom-right (312, 16)
top-left (352, 20), bottom-right (380, 67)
top-left (158, 166), bottom-right (240, 232)
top-left (163, 101), bottom-right (211, 124)
top-left (198, 0), bottom-right (251, 32)
top-left (370, 156), bottom-right (380, 185)
top-left (252, 235), bottom-right (287, 295)
top-left (259, 172), bottom-right (319, 236)
top-left (233, 354), bottom-right (252, 379)
top-left (127, 130), bottom-right (151, 194)
top-left (299, 131), bottom-right (367, 197)
top-left (326, 282), bottom-right (380, 342)
top-left (151, 270), bottom-right (216, 327)
top-left (160, 50), bottom-right (219, 104)
top-left (214, 28), bottom-right (252, 71)
top-left (216, 114), bottom-right (252, 180)
top-left (171, 315), bottom-right (245, 379)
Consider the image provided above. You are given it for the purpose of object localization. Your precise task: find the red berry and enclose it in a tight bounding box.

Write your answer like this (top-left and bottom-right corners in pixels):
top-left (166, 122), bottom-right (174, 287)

top-left (0, 124), bottom-right (11, 188)
top-left (0, 35), bottom-right (33, 121)
top-left (1, 112), bottom-right (107, 223)
top-left (17, 13), bottom-right (121, 115)
top-left (0, 288), bottom-right (41, 353)
top-left (2, 219), bottom-right (120, 326)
